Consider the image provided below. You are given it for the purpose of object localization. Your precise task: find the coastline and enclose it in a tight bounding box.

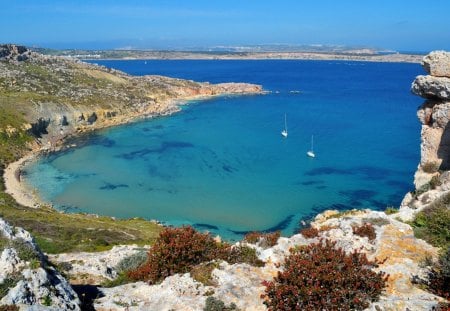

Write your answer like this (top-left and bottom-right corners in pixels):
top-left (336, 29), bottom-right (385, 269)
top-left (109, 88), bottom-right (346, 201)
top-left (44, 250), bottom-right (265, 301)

top-left (80, 51), bottom-right (424, 63)
top-left (3, 90), bottom-right (264, 211)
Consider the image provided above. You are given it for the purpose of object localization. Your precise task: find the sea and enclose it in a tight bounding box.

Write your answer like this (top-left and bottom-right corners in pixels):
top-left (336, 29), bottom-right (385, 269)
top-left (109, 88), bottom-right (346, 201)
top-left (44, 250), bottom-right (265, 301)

top-left (23, 59), bottom-right (424, 241)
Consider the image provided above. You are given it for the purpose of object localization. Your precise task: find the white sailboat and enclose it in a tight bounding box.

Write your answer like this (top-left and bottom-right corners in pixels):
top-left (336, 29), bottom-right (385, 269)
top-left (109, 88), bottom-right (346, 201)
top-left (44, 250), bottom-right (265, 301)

top-left (281, 114), bottom-right (288, 137)
top-left (307, 135), bottom-right (315, 157)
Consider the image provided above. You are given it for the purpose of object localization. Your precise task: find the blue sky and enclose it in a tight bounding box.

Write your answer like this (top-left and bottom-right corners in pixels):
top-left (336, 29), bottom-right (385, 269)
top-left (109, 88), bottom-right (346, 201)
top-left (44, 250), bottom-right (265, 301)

top-left (0, 0), bottom-right (449, 52)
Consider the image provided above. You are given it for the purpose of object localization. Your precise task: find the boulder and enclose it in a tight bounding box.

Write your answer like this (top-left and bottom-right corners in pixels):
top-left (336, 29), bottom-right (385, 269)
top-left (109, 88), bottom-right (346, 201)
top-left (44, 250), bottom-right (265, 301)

top-left (423, 51), bottom-right (450, 77)
top-left (411, 75), bottom-right (450, 100)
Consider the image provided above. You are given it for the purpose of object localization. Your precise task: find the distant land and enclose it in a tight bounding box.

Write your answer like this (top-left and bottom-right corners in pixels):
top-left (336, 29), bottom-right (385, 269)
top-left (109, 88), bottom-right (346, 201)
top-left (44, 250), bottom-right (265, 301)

top-left (31, 45), bottom-right (425, 63)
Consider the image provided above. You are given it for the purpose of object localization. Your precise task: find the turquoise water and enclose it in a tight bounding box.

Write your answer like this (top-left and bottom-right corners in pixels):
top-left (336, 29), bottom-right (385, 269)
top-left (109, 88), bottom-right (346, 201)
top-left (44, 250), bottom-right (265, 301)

top-left (24, 60), bottom-right (423, 240)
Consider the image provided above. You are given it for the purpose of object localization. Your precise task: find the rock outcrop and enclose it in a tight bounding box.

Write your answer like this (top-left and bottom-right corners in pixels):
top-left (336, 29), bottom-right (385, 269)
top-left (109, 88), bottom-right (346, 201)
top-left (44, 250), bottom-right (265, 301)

top-left (410, 51), bottom-right (450, 190)
top-left (90, 209), bottom-right (443, 310)
top-left (0, 218), bottom-right (80, 310)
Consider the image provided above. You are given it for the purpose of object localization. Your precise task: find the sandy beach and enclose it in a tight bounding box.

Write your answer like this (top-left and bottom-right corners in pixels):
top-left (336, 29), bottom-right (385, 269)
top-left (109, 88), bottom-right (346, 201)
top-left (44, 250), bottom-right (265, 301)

top-left (3, 153), bottom-right (46, 208)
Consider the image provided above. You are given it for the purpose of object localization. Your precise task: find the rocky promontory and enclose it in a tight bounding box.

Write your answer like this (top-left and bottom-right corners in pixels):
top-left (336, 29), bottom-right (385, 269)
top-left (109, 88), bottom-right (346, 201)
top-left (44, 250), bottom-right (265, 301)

top-left (0, 44), bottom-right (263, 162)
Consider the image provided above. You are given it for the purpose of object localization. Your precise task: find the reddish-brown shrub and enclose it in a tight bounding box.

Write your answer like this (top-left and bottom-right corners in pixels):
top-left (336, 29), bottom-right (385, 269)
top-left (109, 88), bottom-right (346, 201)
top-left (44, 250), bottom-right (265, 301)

top-left (300, 226), bottom-right (319, 238)
top-left (262, 239), bottom-right (388, 310)
top-left (353, 223), bottom-right (376, 241)
top-left (244, 231), bottom-right (281, 248)
top-left (127, 226), bottom-right (226, 284)
top-left (244, 232), bottom-right (263, 244)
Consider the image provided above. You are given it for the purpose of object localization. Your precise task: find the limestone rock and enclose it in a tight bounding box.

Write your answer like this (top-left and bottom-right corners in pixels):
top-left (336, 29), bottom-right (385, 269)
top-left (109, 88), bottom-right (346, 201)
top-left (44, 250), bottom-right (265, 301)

top-left (49, 245), bottom-right (149, 284)
top-left (0, 218), bottom-right (80, 310)
top-left (422, 51), bottom-right (450, 77)
top-left (412, 75), bottom-right (450, 100)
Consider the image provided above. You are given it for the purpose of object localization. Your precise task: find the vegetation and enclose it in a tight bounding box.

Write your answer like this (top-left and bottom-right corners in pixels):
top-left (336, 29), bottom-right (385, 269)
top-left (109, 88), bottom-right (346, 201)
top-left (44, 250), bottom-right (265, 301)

top-left (384, 206), bottom-right (399, 215)
top-left (426, 247), bottom-right (450, 300)
top-left (0, 305), bottom-right (19, 311)
top-left (0, 277), bottom-right (20, 300)
top-left (262, 239), bottom-right (388, 310)
top-left (243, 231), bottom-right (280, 248)
top-left (103, 250), bottom-right (149, 287)
top-left (0, 192), bottom-right (162, 253)
top-left (353, 223), bottom-right (376, 241)
top-left (190, 262), bottom-right (220, 286)
top-left (299, 226), bottom-right (319, 238)
top-left (203, 296), bottom-right (238, 311)
top-left (411, 192), bottom-right (450, 249)
top-left (128, 226), bottom-right (264, 284)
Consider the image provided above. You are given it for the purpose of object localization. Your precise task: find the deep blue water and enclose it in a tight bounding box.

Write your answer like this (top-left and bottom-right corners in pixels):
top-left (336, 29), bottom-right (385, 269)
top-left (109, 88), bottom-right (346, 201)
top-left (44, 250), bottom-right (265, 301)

top-left (24, 60), bottom-right (424, 240)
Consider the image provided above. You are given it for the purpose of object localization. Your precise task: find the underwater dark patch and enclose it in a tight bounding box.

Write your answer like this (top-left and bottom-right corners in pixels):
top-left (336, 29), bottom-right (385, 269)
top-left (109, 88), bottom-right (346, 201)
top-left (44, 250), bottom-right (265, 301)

top-left (339, 189), bottom-right (377, 201)
top-left (193, 223), bottom-right (219, 230)
top-left (228, 215), bottom-right (294, 235)
top-left (118, 141), bottom-right (194, 160)
top-left (297, 180), bottom-right (325, 186)
top-left (99, 183), bottom-right (129, 190)
top-left (305, 167), bottom-right (353, 176)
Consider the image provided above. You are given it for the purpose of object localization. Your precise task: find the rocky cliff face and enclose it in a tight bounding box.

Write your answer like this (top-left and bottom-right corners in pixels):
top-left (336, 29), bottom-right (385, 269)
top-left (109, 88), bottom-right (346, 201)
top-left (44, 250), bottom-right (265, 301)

top-left (0, 217), bottom-right (80, 310)
top-left (412, 51), bottom-right (450, 188)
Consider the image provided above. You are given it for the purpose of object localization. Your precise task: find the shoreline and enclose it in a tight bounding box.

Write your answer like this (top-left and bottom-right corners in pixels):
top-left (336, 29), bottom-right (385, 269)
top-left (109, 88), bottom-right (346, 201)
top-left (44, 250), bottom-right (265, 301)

top-left (3, 90), bottom-right (264, 211)
top-left (76, 52), bottom-right (424, 64)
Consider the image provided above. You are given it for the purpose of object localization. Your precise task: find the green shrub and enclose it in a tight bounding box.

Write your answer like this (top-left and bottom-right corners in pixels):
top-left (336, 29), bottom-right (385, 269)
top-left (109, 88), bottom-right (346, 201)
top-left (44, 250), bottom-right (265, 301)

top-left (353, 223), bottom-right (376, 241)
top-left (203, 296), bottom-right (238, 311)
top-left (427, 246), bottom-right (450, 299)
top-left (299, 226), bottom-right (319, 238)
top-left (190, 262), bottom-right (220, 286)
top-left (115, 250), bottom-right (148, 273)
top-left (243, 231), bottom-right (280, 248)
top-left (42, 294), bottom-right (52, 306)
top-left (262, 239), bottom-right (388, 310)
top-left (384, 207), bottom-right (399, 215)
top-left (411, 193), bottom-right (450, 248)
top-left (11, 238), bottom-right (40, 262)
top-left (0, 278), bottom-right (19, 300)
top-left (224, 245), bottom-right (264, 267)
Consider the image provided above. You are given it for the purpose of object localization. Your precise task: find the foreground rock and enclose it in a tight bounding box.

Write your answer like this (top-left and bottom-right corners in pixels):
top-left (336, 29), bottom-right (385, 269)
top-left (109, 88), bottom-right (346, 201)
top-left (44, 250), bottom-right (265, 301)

top-left (0, 218), bottom-right (80, 310)
top-left (90, 209), bottom-right (443, 310)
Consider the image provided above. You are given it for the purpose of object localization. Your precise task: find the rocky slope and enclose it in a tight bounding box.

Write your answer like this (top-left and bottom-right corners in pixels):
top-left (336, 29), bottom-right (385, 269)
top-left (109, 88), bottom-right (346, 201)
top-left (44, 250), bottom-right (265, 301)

top-left (0, 217), bottom-right (80, 310)
top-left (88, 209), bottom-right (441, 310)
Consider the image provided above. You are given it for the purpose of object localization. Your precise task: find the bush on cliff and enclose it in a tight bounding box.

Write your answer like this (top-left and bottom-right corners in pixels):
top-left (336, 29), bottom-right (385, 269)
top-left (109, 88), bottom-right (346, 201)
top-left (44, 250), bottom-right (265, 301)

top-left (128, 226), bottom-right (265, 284)
top-left (353, 223), bottom-right (376, 241)
top-left (243, 231), bottom-right (280, 248)
top-left (262, 239), bottom-right (388, 310)
top-left (412, 193), bottom-right (450, 249)
top-left (128, 226), bottom-right (225, 284)
top-left (427, 246), bottom-right (450, 299)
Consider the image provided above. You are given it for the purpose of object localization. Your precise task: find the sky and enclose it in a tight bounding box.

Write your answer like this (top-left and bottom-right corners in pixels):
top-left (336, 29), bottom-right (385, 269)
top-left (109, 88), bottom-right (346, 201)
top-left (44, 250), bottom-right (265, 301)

top-left (0, 0), bottom-right (449, 52)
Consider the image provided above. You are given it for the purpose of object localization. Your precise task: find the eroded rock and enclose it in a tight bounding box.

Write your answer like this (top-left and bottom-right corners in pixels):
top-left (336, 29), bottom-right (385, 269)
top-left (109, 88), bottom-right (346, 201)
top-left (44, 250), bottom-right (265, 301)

top-left (423, 51), bottom-right (450, 77)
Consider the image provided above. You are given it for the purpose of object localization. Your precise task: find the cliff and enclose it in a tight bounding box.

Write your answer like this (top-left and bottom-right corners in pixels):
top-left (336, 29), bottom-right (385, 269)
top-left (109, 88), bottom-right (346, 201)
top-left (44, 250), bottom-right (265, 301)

top-left (399, 51), bottom-right (450, 218)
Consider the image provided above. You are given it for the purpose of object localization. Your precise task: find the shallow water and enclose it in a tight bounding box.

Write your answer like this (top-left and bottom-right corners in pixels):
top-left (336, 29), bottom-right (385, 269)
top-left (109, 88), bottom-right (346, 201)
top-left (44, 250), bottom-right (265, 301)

top-left (24, 60), bottom-right (423, 240)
